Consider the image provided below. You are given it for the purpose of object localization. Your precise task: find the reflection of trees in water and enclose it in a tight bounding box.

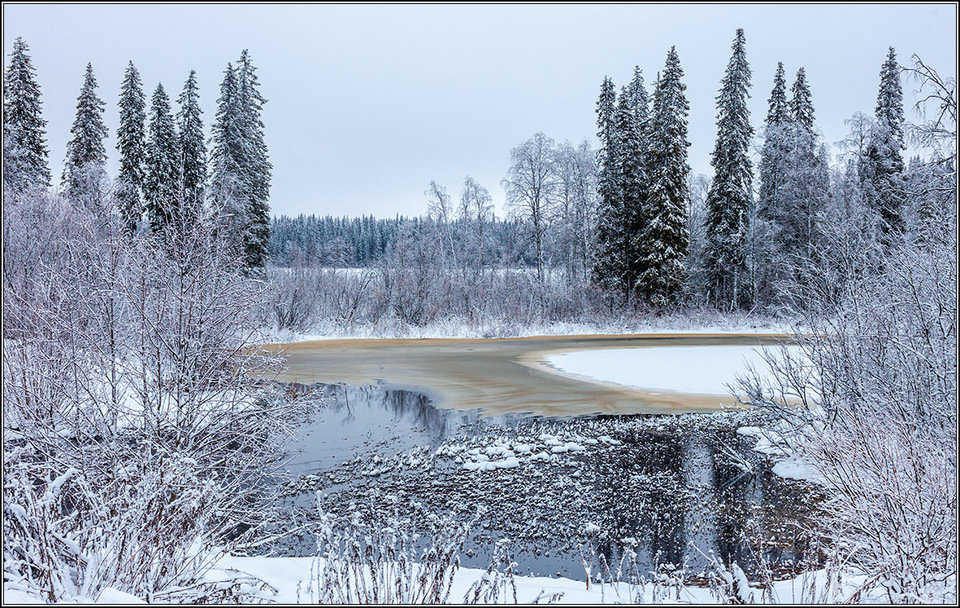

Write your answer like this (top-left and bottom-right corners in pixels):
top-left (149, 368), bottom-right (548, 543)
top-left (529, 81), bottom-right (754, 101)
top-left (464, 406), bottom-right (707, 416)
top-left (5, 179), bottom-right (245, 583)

top-left (295, 386), bottom-right (815, 577)
top-left (710, 431), bottom-right (816, 574)
top-left (712, 442), bottom-right (760, 567)
top-left (316, 383), bottom-right (486, 439)
top-left (588, 431), bottom-right (687, 573)
top-left (588, 427), bottom-right (811, 577)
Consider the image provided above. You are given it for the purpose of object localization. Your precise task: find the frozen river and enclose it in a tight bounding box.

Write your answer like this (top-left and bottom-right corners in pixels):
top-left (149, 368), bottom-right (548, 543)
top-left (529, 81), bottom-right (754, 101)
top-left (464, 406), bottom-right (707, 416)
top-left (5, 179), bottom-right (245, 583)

top-left (264, 333), bottom-right (820, 580)
top-left (265, 333), bottom-right (795, 416)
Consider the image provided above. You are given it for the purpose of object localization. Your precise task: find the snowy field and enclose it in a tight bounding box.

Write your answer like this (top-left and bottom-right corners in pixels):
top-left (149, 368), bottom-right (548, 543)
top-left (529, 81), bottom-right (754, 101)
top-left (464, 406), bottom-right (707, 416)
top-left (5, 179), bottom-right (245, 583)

top-left (545, 345), bottom-right (800, 395)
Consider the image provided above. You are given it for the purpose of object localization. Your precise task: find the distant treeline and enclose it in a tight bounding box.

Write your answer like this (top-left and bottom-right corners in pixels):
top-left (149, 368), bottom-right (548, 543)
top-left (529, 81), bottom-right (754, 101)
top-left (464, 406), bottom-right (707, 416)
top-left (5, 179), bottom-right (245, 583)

top-left (268, 213), bottom-right (536, 268)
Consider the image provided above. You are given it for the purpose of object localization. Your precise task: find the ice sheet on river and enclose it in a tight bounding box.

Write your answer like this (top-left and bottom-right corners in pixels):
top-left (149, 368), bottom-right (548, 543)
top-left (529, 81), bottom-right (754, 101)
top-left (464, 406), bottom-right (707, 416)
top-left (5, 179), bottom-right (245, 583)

top-left (545, 345), bottom-right (799, 396)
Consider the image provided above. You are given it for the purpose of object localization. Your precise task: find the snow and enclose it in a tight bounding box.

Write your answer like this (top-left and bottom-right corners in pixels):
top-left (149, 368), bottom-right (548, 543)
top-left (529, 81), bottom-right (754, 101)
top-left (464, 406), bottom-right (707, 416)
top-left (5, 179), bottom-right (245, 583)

top-left (94, 588), bottom-right (146, 604)
top-left (199, 554), bottom-right (930, 605)
top-left (545, 345), bottom-right (799, 395)
top-left (4, 527), bottom-right (949, 605)
top-left (264, 319), bottom-right (798, 343)
top-left (443, 432), bottom-right (620, 473)
top-left (771, 459), bottom-right (825, 484)
top-left (550, 442), bottom-right (586, 453)
top-left (207, 554), bottom-right (711, 604)
top-left (737, 425), bottom-right (827, 485)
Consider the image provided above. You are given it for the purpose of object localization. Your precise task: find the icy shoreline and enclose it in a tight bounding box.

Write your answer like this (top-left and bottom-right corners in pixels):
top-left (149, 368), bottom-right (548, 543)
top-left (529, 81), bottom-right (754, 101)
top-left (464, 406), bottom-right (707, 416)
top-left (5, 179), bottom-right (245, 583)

top-left (260, 317), bottom-right (799, 345)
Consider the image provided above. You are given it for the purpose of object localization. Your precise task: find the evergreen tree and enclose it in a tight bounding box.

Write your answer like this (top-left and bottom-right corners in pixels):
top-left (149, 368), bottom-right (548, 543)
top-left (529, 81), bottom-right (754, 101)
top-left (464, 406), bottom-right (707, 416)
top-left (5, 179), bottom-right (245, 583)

top-left (704, 28), bottom-right (754, 310)
top-left (210, 52), bottom-right (272, 269)
top-left (210, 62), bottom-right (245, 250)
top-left (177, 70), bottom-right (206, 225)
top-left (592, 76), bottom-right (624, 295)
top-left (780, 68), bottom-right (827, 264)
top-left (144, 83), bottom-right (180, 232)
top-left (63, 63), bottom-right (108, 205)
top-left (638, 47), bottom-right (691, 307)
top-left (861, 47), bottom-right (906, 236)
top-left (755, 62), bottom-right (790, 306)
top-left (758, 63), bottom-right (789, 223)
top-left (790, 67), bottom-right (815, 132)
top-left (236, 50), bottom-right (272, 268)
top-left (619, 68), bottom-right (651, 298)
top-left (116, 61), bottom-right (147, 232)
top-left (3, 37), bottom-right (50, 193)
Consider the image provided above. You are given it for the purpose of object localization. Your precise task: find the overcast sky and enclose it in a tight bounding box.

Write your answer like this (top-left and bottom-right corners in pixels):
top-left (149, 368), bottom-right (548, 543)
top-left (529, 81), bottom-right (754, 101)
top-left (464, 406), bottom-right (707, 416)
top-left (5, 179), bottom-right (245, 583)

top-left (4, 3), bottom-right (957, 218)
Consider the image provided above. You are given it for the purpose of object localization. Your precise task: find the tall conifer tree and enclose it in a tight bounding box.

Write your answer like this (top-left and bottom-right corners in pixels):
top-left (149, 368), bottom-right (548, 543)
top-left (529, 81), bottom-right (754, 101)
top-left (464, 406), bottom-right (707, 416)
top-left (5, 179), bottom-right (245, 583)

top-left (790, 67), bottom-right (815, 132)
top-left (755, 62), bottom-right (790, 306)
top-left (116, 61), bottom-right (147, 232)
top-left (638, 47), bottom-right (691, 307)
top-left (758, 63), bottom-right (789, 223)
top-left (177, 70), bottom-right (206, 225)
top-left (237, 50), bottom-right (272, 268)
top-left (780, 68), bottom-right (826, 261)
top-left (210, 52), bottom-right (272, 268)
top-left (144, 83), bottom-right (179, 232)
top-left (592, 76), bottom-right (624, 295)
top-left (704, 28), bottom-right (754, 310)
top-left (619, 68), bottom-right (651, 299)
top-left (210, 62), bottom-right (244, 251)
top-left (862, 47), bottom-right (906, 236)
top-left (3, 37), bottom-right (50, 193)
top-left (63, 63), bottom-right (108, 204)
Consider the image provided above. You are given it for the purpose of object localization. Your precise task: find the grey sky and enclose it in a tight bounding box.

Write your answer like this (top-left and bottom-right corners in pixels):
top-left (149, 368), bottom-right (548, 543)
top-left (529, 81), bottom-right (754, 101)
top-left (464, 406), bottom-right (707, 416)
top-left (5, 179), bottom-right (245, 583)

top-left (3, 3), bottom-right (957, 218)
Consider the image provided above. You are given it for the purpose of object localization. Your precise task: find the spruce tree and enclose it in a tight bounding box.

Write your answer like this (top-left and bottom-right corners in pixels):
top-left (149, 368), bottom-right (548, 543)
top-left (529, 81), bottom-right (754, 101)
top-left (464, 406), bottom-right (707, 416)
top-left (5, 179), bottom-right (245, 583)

top-left (780, 68), bottom-right (826, 262)
top-left (144, 83), bottom-right (180, 232)
top-left (210, 52), bottom-right (272, 269)
top-left (862, 47), bottom-right (906, 236)
top-left (592, 76), bottom-right (624, 295)
top-left (619, 68), bottom-right (651, 299)
top-left (210, 62), bottom-right (244, 247)
top-left (790, 67), bottom-right (815, 132)
top-left (3, 37), bottom-right (50, 193)
top-left (755, 62), bottom-right (790, 307)
top-left (116, 61), bottom-right (146, 232)
top-left (63, 63), bottom-right (108, 205)
top-left (236, 50), bottom-right (272, 268)
top-left (758, 63), bottom-right (789, 224)
top-left (638, 47), bottom-right (691, 307)
top-left (177, 70), bottom-right (206, 225)
top-left (704, 28), bottom-right (754, 310)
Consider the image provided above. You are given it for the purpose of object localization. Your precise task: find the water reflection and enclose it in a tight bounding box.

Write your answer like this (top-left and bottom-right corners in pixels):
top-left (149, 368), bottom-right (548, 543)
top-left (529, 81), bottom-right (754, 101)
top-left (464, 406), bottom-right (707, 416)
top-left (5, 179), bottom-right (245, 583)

top-left (283, 383), bottom-right (529, 477)
top-left (281, 383), bottom-right (816, 580)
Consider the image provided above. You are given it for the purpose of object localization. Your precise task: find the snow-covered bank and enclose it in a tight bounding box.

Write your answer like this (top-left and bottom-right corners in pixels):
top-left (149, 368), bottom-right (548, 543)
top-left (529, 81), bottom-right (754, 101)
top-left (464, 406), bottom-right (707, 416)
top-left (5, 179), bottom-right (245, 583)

top-left (261, 315), bottom-right (799, 344)
top-left (544, 345), bottom-right (798, 396)
top-left (8, 554), bottom-right (932, 604)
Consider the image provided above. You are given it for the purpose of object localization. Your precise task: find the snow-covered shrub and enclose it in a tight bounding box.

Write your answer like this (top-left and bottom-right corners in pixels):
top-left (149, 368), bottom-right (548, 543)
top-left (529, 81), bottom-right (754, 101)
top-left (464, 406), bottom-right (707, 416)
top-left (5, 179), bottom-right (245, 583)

top-left (310, 499), bottom-right (472, 604)
top-left (3, 194), bottom-right (297, 602)
top-left (267, 262), bottom-right (321, 332)
top-left (738, 171), bottom-right (957, 601)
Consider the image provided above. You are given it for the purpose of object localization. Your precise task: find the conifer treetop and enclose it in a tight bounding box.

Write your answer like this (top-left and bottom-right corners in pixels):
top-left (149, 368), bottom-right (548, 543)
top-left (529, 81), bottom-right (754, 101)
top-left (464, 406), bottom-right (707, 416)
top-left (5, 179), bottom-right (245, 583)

top-left (790, 67), bottom-right (816, 132)
top-left (767, 62), bottom-right (788, 125)
top-left (3, 36), bottom-right (51, 188)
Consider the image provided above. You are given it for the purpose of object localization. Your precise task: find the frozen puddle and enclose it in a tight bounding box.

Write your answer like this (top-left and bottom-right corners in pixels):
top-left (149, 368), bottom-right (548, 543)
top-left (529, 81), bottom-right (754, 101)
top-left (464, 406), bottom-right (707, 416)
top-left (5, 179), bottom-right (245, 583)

top-left (545, 345), bottom-right (798, 395)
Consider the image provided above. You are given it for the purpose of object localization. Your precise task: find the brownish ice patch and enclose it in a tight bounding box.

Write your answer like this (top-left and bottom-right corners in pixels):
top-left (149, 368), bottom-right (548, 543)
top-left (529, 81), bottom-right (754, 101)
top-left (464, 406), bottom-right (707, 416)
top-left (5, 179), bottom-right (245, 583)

top-left (259, 333), bottom-right (795, 416)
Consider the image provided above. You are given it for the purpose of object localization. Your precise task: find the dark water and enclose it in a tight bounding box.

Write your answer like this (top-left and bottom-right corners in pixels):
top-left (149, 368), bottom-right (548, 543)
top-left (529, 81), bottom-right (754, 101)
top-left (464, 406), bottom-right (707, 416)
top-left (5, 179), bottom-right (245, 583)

top-left (281, 383), bottom-right (525, 477)
top-left (276, 383), bottom-right (820, 581)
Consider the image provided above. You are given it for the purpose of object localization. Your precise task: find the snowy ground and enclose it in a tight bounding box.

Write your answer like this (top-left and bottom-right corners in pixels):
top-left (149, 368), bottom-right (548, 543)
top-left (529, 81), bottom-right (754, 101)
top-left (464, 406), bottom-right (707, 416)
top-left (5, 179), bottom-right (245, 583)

top-left (544, 345), bottom-right (800, 396)
top-left (262, 316), bottom-right (800, 344)
top-left (3, 554), bottom-right (911, 604)
top-left (210, 555), bottom-right (923, 604)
